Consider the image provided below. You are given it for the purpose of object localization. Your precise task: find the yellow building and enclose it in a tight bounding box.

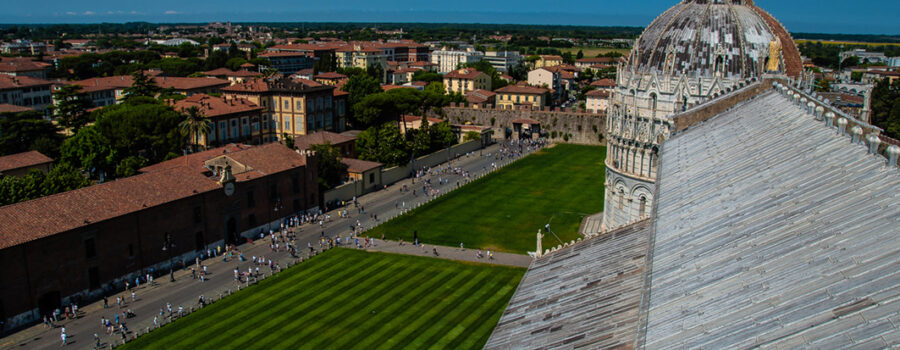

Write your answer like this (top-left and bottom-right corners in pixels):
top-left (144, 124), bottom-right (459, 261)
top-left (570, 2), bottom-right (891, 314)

top-left (313, 72), bottom-right (348, 86)
top-left (495, 85), bottom-right (549, 109)
top-left (222, 78), bottom-right (343, 143)
top-left (534, 55), bottom-right (563, 69)
top-left (442, 68), bottom-right (491, 95)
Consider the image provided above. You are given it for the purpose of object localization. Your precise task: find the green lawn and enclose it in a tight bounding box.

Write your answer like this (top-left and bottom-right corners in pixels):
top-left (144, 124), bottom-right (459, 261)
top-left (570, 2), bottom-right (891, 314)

top-left (121, 249), bottom-right (525, 350)
top-left (366, 144), bottom-right (606, 254)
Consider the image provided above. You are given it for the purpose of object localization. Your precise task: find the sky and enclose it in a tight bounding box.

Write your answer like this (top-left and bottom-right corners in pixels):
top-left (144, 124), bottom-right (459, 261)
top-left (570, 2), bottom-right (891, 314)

top-left (1, 0), bottom-right (898, 35)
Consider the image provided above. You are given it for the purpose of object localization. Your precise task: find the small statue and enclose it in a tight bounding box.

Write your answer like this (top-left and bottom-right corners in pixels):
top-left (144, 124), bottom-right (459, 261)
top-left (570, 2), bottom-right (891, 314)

top-left (767, 38), bottom-right (782, 72)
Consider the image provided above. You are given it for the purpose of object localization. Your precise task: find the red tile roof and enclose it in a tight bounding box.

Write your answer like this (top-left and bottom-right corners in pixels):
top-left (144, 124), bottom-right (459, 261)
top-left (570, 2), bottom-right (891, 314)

top-left (170, 94), bottom-right (262, 118)
top-left (591, 79), bottom-right (617, 88)
top-left (294, 131), bottom-right (356, 150)
top-left (586, 89), bottom-right (611, 98)
top-left (342, 157), bottom-right (382, 173)
top-left (444, 68), bottom-right (486, 80)
top-left (314, 72), bottom-right (347, 80)
top-left (0, 58), bottom-right (51, 73)
top-left (0, 143), bottom-right (307, 250)
top-left (154, 76), bottom-right (230, 91)
top-left (202, 68), bottom-right (262, 78)
top-left (495, 85), bottom-right (548, 95)
top-left (0, 150), bottom-right (53, 173)
top-left (466, 89), bottom-right (496, 104)
top-left (0, 75), bottom-right (53, 90)
top-left (0, 104), bottom-right (34, 113)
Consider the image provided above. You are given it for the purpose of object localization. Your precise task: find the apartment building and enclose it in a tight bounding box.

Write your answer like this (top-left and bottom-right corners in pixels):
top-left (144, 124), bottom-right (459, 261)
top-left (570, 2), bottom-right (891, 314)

top-left (484, 51), bottom-right (522, 73)
top-left (0, 75), bottom-right (53, 111)
top-left (222, 78), bottom-right (344, 142)
top-left (495, 85), bottom-right (549, 109)
top-left (443, 68), bottom-right (491, 95)
top-left (171, 94), bottom-right (265, 147)
top-left (431, 49), bottom-right (484, 74)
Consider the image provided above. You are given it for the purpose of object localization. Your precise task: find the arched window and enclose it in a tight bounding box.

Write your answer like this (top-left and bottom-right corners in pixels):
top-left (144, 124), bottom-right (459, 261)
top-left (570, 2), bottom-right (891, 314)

top-left (618, 189), bottom-right (625, 209)
top-left (639, 196), bottom-right (647, 217)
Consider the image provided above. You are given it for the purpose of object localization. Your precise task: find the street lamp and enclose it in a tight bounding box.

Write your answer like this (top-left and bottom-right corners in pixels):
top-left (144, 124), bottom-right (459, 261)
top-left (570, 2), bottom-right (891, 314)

top-left (270, 198), bottom-right (282, 232)
top-left (162, 233), bottom-right (176, 282)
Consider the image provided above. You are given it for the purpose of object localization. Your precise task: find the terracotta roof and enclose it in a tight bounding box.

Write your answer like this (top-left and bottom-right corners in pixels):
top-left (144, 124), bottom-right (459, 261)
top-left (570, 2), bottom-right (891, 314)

top-left (0, 104), bottom-right (34, 113)
top-left (500, 74), bottom-right (514, 81)
top-left (0, 75), bottom-right (53, 90)
top-left (314, 72), bottom-right (347, 80)
top-left (382, 84), bottom-right (415, 91)
top-left (341, 157), bottom-right (382, 173)
top-left (444, 68), bottom-right (486, 80)
top-left (401, 115), bottom-right (444, 123)
top-left (0, 58), bottom-right (51, 73)
top-left (0, 150), bottom-right (53, 173)
top-left (222, 78), bottom-right (334, 94)
top-left (171, 94), bottom-right (262, 118)
top-left (294, 131), bottom-right (356, 150)
top-left (202, 68), bottom-right (262, 78)
top-left (292, 78), bottom-right (323, 87)
top-left (260, 51), bottom-right (312, 58)
top-left (466, 89), bottom-right (496, 104)
top-left (409, 61), bottom-right (436, 67)
top-left (591, 78), bottom-right (616, 88)
top-left (586, 89), bottom-right (611, 98)
top-left (539, 55), bottom-right (563, 61)
top-left (154, 76), bottom-right (230, 91)
top-left (495, 85), bottom-right (548, 95)
top-left (138, 144), bottom-right (250, 174)
top-left (0, 143), bottom-right (308, 251)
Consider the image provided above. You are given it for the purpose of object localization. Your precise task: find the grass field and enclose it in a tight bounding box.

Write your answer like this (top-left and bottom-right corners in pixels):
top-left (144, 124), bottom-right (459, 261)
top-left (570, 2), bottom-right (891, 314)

top-left (365, 144), bottom-right (606, 254)
top-left (121, 249), bottom-right (525, 350)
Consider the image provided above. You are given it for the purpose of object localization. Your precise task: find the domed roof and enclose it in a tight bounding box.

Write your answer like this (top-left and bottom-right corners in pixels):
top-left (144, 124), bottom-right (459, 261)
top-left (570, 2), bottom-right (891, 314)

top-left (627, 0), bottom-right (801, 79)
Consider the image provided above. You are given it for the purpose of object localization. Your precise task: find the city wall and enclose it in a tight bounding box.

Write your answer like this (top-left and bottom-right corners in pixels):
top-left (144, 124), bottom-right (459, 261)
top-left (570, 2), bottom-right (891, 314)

top-left (429, 103), bottom-right (608, 145)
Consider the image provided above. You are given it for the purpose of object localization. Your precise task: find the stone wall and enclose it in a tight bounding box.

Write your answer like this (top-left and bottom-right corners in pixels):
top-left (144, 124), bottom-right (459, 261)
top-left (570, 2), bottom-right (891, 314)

top-left (430, 103), bottom-right (607, 145)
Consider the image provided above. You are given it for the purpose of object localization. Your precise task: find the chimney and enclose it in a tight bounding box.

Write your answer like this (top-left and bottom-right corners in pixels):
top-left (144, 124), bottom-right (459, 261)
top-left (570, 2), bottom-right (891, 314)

top-left (867, 134), bottom-right (881, 155)
top-left (887, 145), bottom-right (900, 169)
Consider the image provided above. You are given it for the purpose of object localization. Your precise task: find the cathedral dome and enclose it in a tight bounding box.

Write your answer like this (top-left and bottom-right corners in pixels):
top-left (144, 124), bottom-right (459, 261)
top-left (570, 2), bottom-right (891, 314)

top-left (627, 0), bottom-right (801, 79)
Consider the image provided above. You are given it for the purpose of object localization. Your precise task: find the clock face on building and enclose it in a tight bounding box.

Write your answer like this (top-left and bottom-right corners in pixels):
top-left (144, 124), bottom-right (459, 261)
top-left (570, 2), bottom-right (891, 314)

top-left (224, 182), bottom-right (235, 196)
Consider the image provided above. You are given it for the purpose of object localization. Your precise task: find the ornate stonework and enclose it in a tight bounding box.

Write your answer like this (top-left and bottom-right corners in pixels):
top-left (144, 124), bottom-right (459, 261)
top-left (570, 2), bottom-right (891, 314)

top-left (601, 0), bottom-right (801, 229)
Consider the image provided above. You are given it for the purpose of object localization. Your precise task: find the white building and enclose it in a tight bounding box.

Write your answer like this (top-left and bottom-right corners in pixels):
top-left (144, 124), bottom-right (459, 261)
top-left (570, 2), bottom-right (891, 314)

top-left (585, 89), bottom-right (610, 113)
top-left (527, 67), bottom-right (560, 99)
top-left (484, 51), bottom-right (522, 73)
top-left (431, 48), bottom-right (484, 74)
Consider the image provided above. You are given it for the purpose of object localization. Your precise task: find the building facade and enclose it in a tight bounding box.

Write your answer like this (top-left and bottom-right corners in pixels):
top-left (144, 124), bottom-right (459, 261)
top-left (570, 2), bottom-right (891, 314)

top-left (0, 75), bottom-right (53, 111)
top-left (0, 143), bottom-right (318, 329)
top-left (443, 68), bottom-right (491, 95)
top-left (431, 49), bottom-right (484, 74)
top-left (601, 0), bottom-right (802, 229)
top-left (495, 85), bottom-right (549, 109)
top-left (171, 94), bottom-right (266, 147)
top-left (484, 51), bottom-right (522, 73)
top-left (222, 78), bottom-right (343, 143)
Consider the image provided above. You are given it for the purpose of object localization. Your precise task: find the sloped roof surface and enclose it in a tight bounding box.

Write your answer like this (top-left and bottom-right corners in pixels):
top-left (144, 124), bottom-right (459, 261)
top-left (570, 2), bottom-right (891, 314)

top-left (644, 90), bottom-right (900, 349)
top-left (485, 221), bottom-right (651, 350)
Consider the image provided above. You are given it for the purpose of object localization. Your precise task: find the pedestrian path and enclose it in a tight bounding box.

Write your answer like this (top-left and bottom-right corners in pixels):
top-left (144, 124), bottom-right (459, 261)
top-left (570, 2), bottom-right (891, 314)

top-left (364, 240), bottom-right (532, 268)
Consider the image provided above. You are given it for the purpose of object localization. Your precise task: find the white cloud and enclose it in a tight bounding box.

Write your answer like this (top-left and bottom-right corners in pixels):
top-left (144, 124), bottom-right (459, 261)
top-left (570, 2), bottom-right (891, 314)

top-left (130, 11), bottom-right (138, 15)
top-left (165, 10), bottom-right (178, 15)
top-left (66, 11), bottom-right (77, 15)
top-left (83, 11), bottom-right (95, 15)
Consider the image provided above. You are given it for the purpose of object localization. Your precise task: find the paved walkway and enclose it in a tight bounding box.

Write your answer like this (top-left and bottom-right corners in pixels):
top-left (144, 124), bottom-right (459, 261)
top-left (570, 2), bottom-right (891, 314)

top-left (365, 240), bottom-right (533, 268)
top-left (0, 141), bottom-right (541, 350)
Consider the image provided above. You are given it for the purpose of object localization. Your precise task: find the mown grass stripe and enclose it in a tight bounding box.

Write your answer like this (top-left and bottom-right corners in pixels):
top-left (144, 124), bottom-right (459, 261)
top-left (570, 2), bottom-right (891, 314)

top-left (328, 266), bottom-right (475, 350)
top-left (433, 272), bottom-right (523, 349)
top-left (262, 256), bottom-right (422, 349)
top-left (376, 269), bottom-right (496, 350)
top-left (225, 254), bottom-right (398, 349)
top-left (415, 270), bottom-right (512, 348)
top-left (173, 251), bottom-right (367, 349)
top-left (120, 249), bottom-right (525, 350)
top-left (135, 251), bottom-right (361, 348)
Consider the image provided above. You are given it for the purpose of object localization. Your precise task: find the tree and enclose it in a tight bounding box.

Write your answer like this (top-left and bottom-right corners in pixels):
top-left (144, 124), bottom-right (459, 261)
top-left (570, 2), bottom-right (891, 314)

top-left (576, 49), bottom-right (584, 59)
top-left (0, 111), bottom-right (63, 158)
top-left (0, 164), bottom-right (89, 206)
top-left (225, 57), bottom-right (248, 71)
top-left (411, 70), bottom-right (443, 83)
top-left (356, 123), bottom-right (409, 167)
top-left (561, 52), bottom-right (575, 64)
top-left (309, 143), bottom-right (348, 190)
top-left (463, 131), bottom-right (481, 142)
top-left (123, 70), bottom-right (160, 99)
top-left (870, 78), bottom-right (900, 140)
top-left (61, 97), bottom-right (185, 180)
top-left (282, 133), bottom-right (295, 150)
top-left (178, 106), bottom-right (212, 152)
top-left (51, 85), bottom-right (94, 134)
